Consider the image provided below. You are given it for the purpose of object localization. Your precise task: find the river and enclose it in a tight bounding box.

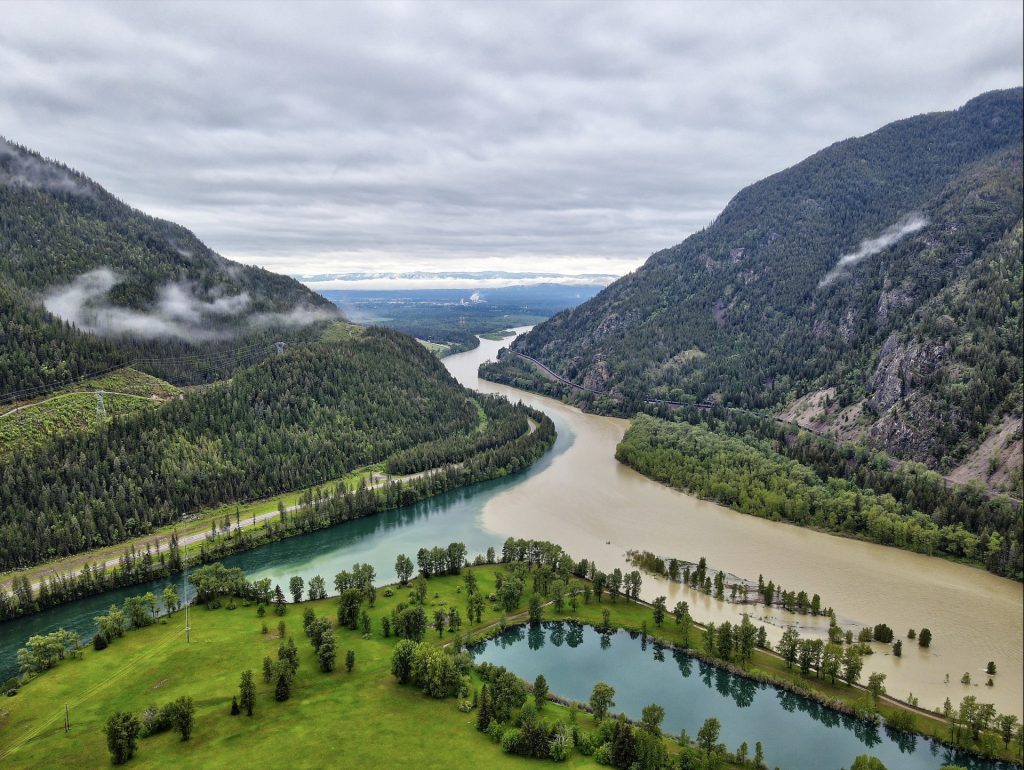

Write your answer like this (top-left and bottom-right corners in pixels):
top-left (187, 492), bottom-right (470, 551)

top-left (2, 329), bottom-right (1021, 721)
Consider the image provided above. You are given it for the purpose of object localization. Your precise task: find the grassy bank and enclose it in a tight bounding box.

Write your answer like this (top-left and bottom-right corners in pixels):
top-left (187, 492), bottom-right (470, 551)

top-left (0, 568), bottom-right (692, 769)
top-left (5, 559), bottom-right (1017, 768)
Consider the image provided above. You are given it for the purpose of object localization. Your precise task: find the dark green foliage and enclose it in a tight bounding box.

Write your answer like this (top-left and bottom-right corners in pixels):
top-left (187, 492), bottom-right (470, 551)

top-left (105, 710), bottom-right (141, 764)
top-left (0, 362), bottom-right (556, 622)
top-left (274, 673), bottom-right (290, 702)
top-left (238, 670), bottom-right (255, 716)
top-left (487, 89), bottom-right (1024, 480)
top-left (0, 328), bottom-right (514, 571)
top-left (337, 590), bottom-right (363, 630)
top-left (392, 606), bottom-right (428, 642)
top-left (318, 636), bottom-right (337, 672)
top-left (390, 639), bottom-right (416, 684)
top-left (532, 674), bottom-right (548, 708)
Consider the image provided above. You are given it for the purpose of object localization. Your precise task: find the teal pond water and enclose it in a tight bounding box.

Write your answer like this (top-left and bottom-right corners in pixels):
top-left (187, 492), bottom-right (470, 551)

top-left (468, 622), bottom-right (1008, 770)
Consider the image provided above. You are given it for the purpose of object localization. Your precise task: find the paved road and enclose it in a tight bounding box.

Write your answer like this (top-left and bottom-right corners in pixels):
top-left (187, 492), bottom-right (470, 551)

top-left (18, 468), bottom-right (435, 593)
top-left (17, 418), bottom-right (539, 593)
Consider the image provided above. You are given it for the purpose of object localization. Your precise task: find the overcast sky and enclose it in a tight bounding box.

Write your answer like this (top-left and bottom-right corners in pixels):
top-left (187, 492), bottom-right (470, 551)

top-left (1, 1), bottom-right (1021, 280)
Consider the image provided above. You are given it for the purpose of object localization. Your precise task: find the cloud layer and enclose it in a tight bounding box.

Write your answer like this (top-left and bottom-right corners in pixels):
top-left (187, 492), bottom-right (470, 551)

top-left (2, 2), bottom-right (1020, 278)
top-left (44, 268), bottom-right (334, 339)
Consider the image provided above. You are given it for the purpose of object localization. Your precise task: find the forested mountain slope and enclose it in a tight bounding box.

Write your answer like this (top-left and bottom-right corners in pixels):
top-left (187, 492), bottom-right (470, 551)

top-left (500, 88), bottom-right (1023, 482)
top-left (0, 138), bottom-right (340, 393)
top-left (0, 328), bottom-right (537, 570)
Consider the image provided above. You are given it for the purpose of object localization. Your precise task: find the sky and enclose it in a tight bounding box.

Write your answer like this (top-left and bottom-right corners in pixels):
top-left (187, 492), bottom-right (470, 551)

top-left (1, 1), bottom-right (1021, 282)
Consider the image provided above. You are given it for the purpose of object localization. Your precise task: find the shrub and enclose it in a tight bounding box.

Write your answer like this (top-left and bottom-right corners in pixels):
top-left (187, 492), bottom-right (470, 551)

top-left (486, 720), bottom-right (505, 743)
top-left (92, 634), bottom-right (108, 651)
top-left (501, 728), bottom-right (523, 754)
top-left (575, 729), bottom-right (595, 756)
top-left (549, 725), bottom-right (573, 762)
top-left (885, 710), bottom-right (913, 732)
top-left (105, 711), bottom-right (141, 765)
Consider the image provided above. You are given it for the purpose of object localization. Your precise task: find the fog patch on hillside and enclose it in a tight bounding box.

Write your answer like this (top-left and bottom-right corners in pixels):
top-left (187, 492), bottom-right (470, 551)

top-left (818, 214), bottom-right (928, 288)
top-left (43, 268), bottom-right (331, 340)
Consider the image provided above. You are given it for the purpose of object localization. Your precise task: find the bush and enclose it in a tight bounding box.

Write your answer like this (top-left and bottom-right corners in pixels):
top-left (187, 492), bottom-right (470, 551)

top-left (549, 725), bottom-right (573, 762)
top-left (105, 711), bottom-right (141, 765)
top-left (501, 727), bottom-right (522, 754)
top-left (574, 729), bottom-right (595, 756)
top-left (486, 719), bottom-right (505, 743)
top-left (92, 634), bottom-right (108, 651)
top-left (593, 741), bottom-right (613, 765)
top-left (885, 710), bottom-right (913, 732)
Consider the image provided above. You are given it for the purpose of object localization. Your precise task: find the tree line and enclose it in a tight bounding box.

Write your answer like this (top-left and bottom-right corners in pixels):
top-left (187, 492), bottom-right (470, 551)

top-left (0, 405), bottom-right (555, 620)
top-left (617, 414), bottom-right (1022, 578)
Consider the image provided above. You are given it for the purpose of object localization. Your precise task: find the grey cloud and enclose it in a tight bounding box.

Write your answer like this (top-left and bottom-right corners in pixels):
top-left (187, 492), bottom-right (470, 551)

top-left (818, 214), bottom-right (929, 289)
top-left (42, 268), bottom-right (331, 340)
top-left (43, 268), bottom-right (248, 340)
top-left (1, 2), bottom-right (1020, 278)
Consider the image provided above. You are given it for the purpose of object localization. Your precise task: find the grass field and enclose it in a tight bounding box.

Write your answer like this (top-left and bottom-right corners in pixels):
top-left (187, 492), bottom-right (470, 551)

top-left (8, 561), bottom-right (1012, 769)
top-left (0, 568), bottom-right (611, 769)
top-left (417, 338), bottom-right (452, 356)
top-left (319, 321), bottom-right (365, 344)
top-left (479, 329), bottom-right (516, 341)
top-left (2, 563), bottom-right (1014, 768)
top-left (0, 368), bottom-right (181, 457)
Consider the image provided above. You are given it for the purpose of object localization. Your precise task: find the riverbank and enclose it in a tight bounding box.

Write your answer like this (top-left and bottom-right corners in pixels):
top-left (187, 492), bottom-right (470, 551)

top-left (0, 564), bottom-right (738, 770)
top-left (5, 561), bottom-right (1016, 769)
top-left (0, 407), bottom-right (555, 622)
top-left (450, 331), bottom-right (1024, 719)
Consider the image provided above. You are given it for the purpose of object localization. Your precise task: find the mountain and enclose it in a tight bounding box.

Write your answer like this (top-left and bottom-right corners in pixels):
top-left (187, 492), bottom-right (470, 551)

top-left (493, 88), bottom-right (1023, 486)
top-left (0, 138), bottom-right (341, 394)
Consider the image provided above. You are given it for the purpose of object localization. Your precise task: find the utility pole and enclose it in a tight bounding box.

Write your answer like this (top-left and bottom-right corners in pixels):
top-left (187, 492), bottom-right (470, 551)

top-left (64, 704), bottom-right (70, 732)
top-left (183, 544), bottom-right (190, 645)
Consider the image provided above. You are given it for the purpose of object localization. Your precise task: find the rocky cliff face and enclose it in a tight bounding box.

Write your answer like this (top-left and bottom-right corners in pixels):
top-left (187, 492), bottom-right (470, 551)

top-left (494, 89), bottom-right (1023, 493)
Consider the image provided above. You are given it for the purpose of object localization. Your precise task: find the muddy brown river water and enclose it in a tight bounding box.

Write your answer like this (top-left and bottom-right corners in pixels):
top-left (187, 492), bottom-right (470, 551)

top-left (447, 328), bottom-right (1023, 718)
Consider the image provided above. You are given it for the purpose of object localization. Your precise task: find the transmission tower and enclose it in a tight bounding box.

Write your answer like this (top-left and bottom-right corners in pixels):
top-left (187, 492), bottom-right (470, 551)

top-left (95, 391), bottom-right (106, 418)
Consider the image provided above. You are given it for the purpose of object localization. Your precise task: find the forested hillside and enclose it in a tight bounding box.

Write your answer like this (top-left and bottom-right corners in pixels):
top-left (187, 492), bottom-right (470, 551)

top-left (0, 138), bottom-right (340, 393)
top-left (0, 328), bottom-right (537, 570)
top-left (495, 89), bottom-right (1023, 483)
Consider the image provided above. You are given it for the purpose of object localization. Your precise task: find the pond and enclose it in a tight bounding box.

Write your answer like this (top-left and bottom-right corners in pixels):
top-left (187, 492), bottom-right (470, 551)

top-left (468, 622), bottom-right (1009, 770)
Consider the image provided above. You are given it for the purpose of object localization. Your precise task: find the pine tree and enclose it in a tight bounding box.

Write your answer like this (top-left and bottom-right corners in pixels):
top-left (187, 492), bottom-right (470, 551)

top-left (240, 669), bottom-right (256, 716)
top-left (262, 656), bottom-right (274, 683)
top-left (274, 584), bottom-right (287, 615)
top-left (533, 674), bottom-right (548, 709)
top-left (275, 672), bottom-right (291, 701)
top-left (476, 684), bottom-right (492, 730)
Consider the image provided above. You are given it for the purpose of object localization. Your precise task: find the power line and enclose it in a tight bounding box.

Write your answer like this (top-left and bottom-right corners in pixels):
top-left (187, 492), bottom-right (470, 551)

top-left (0, 341), bottom-right (282, 405)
